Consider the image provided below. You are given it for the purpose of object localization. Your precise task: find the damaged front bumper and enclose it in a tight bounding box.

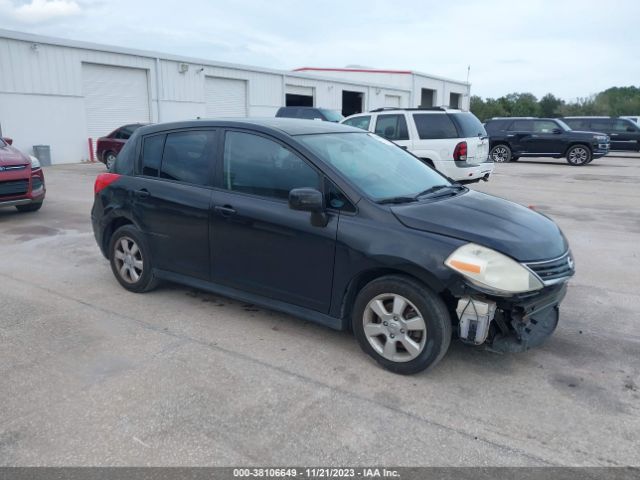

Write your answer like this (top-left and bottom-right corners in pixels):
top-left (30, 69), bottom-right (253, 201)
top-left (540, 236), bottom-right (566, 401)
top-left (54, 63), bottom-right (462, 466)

top-left (450, 281), bottom-right (569, 353)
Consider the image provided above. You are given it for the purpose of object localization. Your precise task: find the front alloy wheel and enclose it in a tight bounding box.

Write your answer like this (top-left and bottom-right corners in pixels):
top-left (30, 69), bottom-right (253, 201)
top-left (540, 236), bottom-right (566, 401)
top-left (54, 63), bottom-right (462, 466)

top-left (363, 294), bottom-right (427, 362)
top-left (490, 144), bottom-right (512, 163)
top-left (352, 276), bottom-right (452, 375)
top-left (566, 145), bottom-right (591, 166)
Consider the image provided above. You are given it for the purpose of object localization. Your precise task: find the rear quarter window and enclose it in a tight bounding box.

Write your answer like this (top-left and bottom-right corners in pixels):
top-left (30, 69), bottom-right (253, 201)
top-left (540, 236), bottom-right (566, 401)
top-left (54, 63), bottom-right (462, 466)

top-left (449, 113), bottom-right (486, 137)
top-left (413, 114), bottom-right (459, 139)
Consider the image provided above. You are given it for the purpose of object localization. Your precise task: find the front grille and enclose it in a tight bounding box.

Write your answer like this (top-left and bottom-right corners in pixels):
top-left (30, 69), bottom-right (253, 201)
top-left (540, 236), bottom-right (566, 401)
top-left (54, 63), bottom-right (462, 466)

top-left (0, 179), bottom-right (29, 198)
top-left (525, 252), bottom-right (575, 284)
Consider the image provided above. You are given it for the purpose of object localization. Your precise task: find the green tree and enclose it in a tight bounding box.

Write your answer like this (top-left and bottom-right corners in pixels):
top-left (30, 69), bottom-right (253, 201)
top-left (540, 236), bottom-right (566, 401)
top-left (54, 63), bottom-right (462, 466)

top-left (539, 93), bottom-right (564, 117)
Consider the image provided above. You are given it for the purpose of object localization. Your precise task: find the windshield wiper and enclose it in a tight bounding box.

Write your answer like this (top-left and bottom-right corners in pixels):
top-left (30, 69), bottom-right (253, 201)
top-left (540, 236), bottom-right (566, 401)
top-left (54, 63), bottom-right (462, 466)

top-left (414, 184), bottom-right (465, 199)
top-left (377, 196), bottom-right (418, 205)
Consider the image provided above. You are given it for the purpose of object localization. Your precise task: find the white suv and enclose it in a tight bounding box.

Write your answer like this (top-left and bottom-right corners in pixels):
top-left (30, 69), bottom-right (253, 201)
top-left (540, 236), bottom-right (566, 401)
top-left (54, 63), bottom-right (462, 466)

top-left (341, 108), bottom-right (494, 183)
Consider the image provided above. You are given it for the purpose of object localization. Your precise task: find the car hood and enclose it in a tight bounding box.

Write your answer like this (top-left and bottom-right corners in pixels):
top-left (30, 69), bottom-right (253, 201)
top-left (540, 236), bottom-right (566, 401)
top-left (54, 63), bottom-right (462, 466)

top-left (390, 190), bottom-right (568, 262)
top-left (0, 145), bottom-right (30, 166)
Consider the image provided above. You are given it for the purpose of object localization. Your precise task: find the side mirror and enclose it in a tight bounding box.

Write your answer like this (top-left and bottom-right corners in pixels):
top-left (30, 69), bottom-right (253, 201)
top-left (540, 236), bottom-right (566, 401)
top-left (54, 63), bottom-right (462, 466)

top-left (552, 128), bottom-right (563, 134)
top-left (289, 188), bottom-right (328, 227)
top-left (2, 137), bottom-right (13, 145)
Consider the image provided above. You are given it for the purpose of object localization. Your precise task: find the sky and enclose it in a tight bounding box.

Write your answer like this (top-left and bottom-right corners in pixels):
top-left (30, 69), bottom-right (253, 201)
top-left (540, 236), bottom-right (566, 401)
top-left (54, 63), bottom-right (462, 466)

top-left (0, 0), bottom-right (638, 100)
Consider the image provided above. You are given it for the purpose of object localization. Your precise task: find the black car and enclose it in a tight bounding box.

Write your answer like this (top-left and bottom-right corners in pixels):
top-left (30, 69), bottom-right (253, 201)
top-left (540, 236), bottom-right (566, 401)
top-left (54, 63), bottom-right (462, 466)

top-left (276, 106), bottom-right (344, 123)
top-left (92, 119), bottom-right (574, 374)
top-left (562, 117), bottom-right (640, 152)
top-left (485, 117), bottom-right (610, 165)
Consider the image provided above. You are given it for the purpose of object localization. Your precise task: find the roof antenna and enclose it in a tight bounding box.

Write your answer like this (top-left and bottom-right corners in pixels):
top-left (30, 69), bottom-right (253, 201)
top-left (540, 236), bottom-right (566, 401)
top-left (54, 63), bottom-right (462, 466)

top-left (466, 65), bottom-right (471, 84)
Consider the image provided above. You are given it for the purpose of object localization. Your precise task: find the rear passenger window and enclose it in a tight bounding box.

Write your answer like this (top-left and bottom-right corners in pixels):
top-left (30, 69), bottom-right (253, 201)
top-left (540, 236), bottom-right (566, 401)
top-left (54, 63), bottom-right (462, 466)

top-left (141, 134), bottom-right (165, 177)
top-left (375, 114), bottom-right (409, 140)
top-left (591, 119), bottom-right (612, 131)
top-left (223, 131), bottom-right (320, 200)
top-left (413, 114), bottom-right (458, 139)
top-left (509, 120), bottom-right (534, 131)
top-left (160, 131), bottom-right (215, 186)
top-left (564, 119), bottom-right (589, 130)
top-left (343, 116), bottom-right (371, 130)
top-left (532, 120), bottom-right (560, 133)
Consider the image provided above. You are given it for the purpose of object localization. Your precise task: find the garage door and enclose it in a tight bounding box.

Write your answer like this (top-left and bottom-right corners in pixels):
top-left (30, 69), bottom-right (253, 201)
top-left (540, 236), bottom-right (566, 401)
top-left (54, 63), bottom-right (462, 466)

top-left (82, 63), bottom-right (150, 143)
top-left (384, 95), bottom-right (401, 108)
top-left (205, 77), bottom-right (247, 117)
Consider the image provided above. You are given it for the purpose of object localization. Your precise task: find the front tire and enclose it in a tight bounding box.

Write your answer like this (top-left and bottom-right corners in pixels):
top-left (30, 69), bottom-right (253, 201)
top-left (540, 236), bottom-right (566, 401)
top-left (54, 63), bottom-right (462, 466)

top-left (490, 144), bottom-right (512, 163)
top-left (566, 145), bottom-right (591, 166)
top-left (16, 201), bottom-right (43, 212)
top-left (109, 225), bottom-right (158, 293)
top-left (352, 276), bottom-right (452, 375)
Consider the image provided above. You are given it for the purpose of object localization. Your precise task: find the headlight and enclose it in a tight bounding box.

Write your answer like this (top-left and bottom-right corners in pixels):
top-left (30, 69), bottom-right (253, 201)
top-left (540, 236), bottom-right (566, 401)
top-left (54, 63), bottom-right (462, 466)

top-left (594, 135), bottom-right (608, 142)
top-left (30, 155), bottom-right (41, 169)
top-left (445, 243), bottom-right (543, 295)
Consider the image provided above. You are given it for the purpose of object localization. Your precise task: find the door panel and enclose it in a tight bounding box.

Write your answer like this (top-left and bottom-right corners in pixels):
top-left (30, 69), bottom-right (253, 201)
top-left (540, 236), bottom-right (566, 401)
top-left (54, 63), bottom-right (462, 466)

top-left (132, 178), bottom-right (212, 280)
top-left (210, 191), bottom-right (338, 311)
top-left (133, 129), bottom-right (217, 280)
top-left (210, 129), bottom-right (338, 312)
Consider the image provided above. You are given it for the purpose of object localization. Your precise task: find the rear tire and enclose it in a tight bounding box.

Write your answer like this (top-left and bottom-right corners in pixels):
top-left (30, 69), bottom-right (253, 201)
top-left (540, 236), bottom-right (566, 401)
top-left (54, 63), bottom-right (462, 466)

top-left (16, 201), bottom-right (43, 212)
top-left (566, 144), bottom-right (591, 166)
top-left (352, 275), bottom-right (452, 375)
top-left (490, 144), bottom-right (512, 163)
top-left (105, 151), bottom-right (117, 171)
top-left (109, 225), bottom-right (158, 293)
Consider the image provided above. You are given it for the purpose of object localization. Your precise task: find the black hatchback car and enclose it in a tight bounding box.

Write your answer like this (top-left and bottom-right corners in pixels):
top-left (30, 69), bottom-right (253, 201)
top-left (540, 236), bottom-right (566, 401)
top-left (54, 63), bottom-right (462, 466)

top-left (485, 117), bottom-right (610, 165)
top-left (92, 119), bottom-right (575, 374)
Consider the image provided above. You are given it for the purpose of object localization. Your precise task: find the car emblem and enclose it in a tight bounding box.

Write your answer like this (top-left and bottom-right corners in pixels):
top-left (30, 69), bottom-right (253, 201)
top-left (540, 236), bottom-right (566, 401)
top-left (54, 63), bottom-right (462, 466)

top-left (0, 166), bottom-right (5, 172)
top-left (567, 256), bottom-right (574, 270)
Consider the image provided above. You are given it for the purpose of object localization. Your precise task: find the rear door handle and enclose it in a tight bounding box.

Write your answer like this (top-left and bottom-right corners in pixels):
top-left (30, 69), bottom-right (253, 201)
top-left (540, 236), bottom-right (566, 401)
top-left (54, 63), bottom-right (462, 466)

top-left (214, 205), bottom-right (236, 216)
top-left (134, 188), bottom-right (150, 198)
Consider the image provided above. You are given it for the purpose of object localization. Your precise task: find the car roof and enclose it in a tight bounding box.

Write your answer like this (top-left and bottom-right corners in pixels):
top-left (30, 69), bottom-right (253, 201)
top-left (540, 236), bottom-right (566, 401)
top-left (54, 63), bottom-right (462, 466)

top-left (136, 118), bottom-right (362, 136)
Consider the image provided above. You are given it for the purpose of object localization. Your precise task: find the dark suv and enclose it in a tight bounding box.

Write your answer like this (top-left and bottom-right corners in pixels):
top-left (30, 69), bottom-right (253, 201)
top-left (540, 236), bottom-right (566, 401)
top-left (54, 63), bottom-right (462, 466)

top-left (485, 117), bottom-right (610, 165)
top-left (92, 119), bottom-right (574, 374)
top-left (276, 107), bottom-right (344, 122)
top-left (562, 117), bottom-right (640, 151)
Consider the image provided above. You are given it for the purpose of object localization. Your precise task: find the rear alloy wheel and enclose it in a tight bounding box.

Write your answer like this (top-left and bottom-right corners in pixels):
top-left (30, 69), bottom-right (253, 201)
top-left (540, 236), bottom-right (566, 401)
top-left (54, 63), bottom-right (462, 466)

top-left (352, 276), bottom-right (452, 374)
top-left (105, 152), bottom-right (117, 171)
top-left (109, 225), bottom-right (158, 293)
top-left (490, 144), bottom-right (512, 163)
top-left (566, 145), bottom-right (591, 166)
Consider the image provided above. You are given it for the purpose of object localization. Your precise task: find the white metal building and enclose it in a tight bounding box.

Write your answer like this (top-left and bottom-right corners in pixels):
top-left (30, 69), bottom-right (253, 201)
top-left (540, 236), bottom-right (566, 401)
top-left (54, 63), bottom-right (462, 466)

top-left (0, 29), bottom-right (470, 165)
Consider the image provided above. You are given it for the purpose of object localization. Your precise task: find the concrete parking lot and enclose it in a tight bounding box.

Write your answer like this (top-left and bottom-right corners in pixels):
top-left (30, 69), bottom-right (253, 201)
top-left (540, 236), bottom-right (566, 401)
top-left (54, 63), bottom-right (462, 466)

top-left (1, 153), bottom-right (639, 466)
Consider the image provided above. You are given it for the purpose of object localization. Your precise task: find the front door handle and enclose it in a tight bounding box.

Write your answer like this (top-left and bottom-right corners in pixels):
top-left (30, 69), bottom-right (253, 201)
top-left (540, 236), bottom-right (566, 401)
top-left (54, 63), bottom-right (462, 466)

top-left (134, 188), bottom-right (150, 198)
top-left (214, 205), bottom-right (236, 217)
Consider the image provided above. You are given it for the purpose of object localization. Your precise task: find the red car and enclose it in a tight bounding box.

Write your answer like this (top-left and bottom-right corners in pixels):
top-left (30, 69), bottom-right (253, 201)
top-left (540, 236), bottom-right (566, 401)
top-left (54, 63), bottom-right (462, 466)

top-left (0, 137), bottom-right (45, 212)
top-left (96, 123), bottom-right (147, 170)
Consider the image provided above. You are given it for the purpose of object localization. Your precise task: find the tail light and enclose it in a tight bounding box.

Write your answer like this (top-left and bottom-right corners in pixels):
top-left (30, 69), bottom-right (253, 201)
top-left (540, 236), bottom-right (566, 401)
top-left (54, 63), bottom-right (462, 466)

top-left (94, 173), bottom-right (121, 194)
top-left (453, 141), bottom-right (467, 161)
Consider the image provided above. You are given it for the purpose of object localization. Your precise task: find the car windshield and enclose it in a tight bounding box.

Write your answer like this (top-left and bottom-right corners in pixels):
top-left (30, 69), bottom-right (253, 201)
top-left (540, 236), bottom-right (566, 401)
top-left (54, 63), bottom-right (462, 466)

top-left (555, 119), bottom-right (571, 131)
top-left (320, 109), bottom-right (344, 122)
top-left (297, 132), bottom-right (451, 202)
